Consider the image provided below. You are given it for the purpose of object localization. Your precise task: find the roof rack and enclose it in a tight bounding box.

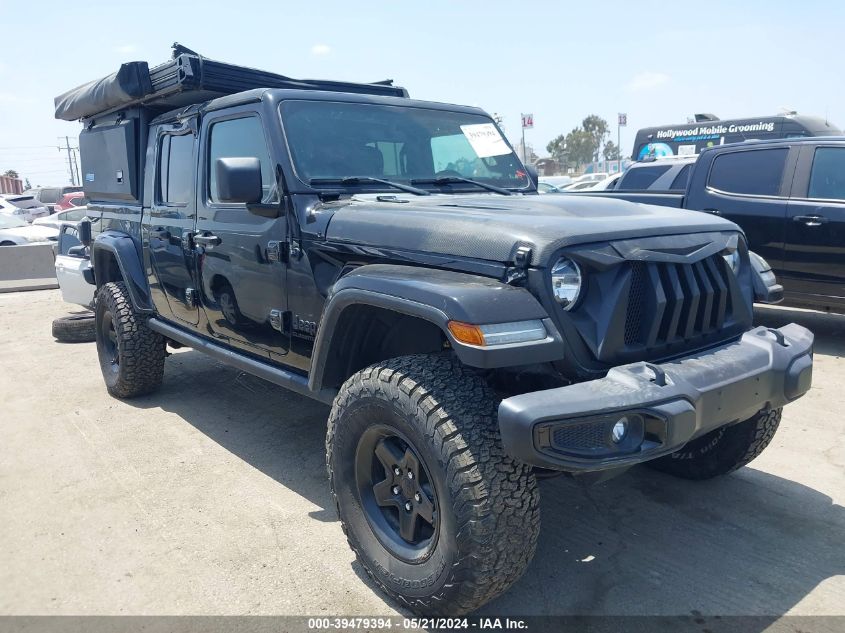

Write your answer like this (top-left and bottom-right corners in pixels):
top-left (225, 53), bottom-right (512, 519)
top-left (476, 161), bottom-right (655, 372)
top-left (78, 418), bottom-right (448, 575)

top-left (55, 43), bottom-right (408, 121)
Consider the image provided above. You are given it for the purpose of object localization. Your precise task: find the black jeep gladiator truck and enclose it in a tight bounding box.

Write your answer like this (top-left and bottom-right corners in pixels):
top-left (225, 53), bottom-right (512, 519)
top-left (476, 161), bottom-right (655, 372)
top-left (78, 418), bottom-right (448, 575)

top-left (55, 47), bottom-right (814, 615)
top-left (576, 138), bottom-right (845, 314)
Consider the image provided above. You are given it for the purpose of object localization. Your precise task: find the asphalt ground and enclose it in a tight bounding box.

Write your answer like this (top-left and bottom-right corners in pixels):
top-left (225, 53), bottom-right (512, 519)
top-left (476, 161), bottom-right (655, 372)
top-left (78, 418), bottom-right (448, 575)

top-left (1, 290), bottom-right (843, 622)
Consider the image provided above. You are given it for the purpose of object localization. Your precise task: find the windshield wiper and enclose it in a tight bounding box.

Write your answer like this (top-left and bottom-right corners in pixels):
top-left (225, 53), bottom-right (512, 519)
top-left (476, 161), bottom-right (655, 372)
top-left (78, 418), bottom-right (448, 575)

top-left (309, 176), bottom-right (430, 196)
top-left (411, 176), bottom-right (513, 196)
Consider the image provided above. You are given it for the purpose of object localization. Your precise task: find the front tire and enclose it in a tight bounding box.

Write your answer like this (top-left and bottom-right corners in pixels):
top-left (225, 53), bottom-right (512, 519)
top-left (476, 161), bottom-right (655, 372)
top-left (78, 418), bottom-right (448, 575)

top-left (327, 354), bottom-right (540, 615)
top-left (646, 408), bottom-right (782, 480)
top-left (95, 281), bottom-right (165, 398)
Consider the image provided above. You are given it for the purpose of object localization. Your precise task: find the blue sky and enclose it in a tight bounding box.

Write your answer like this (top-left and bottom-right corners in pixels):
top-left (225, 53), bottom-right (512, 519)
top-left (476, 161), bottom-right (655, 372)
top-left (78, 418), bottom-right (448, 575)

top-left (1, 0), bottom-right (842, 186)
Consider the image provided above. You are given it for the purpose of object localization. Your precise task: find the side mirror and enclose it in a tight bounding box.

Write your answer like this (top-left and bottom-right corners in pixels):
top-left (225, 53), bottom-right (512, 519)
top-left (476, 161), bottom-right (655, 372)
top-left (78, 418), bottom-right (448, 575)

top-left (78, 219), bottom-right (92, 247)
top-left (215, 157), bottom-right (262, 204)
top-left (67, 245), bottom-right (88, 258)
top-left (525, 164), bottom-right (539, 187)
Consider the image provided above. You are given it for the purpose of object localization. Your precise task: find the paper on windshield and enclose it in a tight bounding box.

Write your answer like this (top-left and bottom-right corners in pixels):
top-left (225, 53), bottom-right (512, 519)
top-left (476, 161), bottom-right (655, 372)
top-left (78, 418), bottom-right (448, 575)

top-left (460, 123), bottom-right (511, 158)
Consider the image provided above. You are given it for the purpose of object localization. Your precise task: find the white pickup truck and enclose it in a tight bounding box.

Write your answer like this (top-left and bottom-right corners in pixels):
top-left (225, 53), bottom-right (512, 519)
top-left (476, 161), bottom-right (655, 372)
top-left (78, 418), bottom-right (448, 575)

top-left (52, 223), bottom-right (96, 342)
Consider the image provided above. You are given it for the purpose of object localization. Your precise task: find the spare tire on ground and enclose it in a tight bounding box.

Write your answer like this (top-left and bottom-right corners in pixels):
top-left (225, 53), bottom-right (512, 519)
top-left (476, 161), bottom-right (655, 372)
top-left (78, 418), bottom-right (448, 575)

top-left (52, 312), bottom-right (96, 343)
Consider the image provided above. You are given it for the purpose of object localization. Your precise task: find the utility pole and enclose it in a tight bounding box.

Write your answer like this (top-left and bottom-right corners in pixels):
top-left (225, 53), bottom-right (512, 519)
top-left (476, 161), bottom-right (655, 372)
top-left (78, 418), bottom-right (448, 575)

top-left (59, 136), bottom-right (78, 186)
top-left (520, 113), bottom-right (534, 165)
top-left (70, 147), bottom-right (81, 186)
top-left (617, 113), bottom-right (627, 173)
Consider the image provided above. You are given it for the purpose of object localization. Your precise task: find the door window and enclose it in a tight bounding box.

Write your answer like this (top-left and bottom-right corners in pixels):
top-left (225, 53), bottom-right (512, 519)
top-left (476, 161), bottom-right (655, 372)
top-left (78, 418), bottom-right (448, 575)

top-left (617, 165), bottom-right (670, 190)
top-left (208, 117), bottom-right (278, 204)
top-left (807, 147), bottom-right (845, 200)
top-left (157, 133), bottom-right (194, 205)
top-left (39, 188), bottom-right (61, 204)
top-left (669, 164), bottom-right (693, 191)
top-left (708, 149), bottom-right (788, 196)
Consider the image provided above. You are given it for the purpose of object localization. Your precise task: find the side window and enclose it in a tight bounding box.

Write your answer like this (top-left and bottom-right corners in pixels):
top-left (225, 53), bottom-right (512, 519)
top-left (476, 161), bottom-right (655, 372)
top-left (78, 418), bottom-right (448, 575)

top-left (369, 141), bottom-right (404, 176)
top-left (807, 147), bottom-right (845, 200)
top-left (208, 116), bottom-right (278, 204)
top-left (57, 225), bottom-right (81, 256)
top-left (40, 188), bottom-right (61, 204)
top-left (157, 133), bottom-right (194, 205)
top-left (63, 208), bottom-right (88, 222)
top-left (708, 148), bottom-right (788, 196)
top-left (669, 164), bottom-right (693, 191)
top-left (618, 165), bottom-right (671, 190)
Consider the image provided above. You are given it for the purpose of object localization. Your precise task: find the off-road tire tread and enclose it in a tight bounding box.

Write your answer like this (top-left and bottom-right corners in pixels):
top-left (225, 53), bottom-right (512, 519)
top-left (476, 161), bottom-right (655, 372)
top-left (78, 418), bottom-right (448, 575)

top-left (326, 353), bottom-right (540, 615)
top-left (647, 408), bottom-right (782, 480)
top-left (96, 282), bottom-right (165, 398)
top-left (52, 313), bottom-right (96, 343)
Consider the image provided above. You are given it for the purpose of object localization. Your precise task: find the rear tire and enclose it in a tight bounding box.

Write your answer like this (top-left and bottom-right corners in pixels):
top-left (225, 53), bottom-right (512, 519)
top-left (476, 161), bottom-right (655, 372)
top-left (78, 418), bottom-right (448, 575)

top-left (646, 408), bottom-right (782, 480)
top-left (95, 281), bottom-right (165, 398)
top-left (52, 312), bottom-right (96, 343)
top-left (327, 354), bottom-right (540, 615)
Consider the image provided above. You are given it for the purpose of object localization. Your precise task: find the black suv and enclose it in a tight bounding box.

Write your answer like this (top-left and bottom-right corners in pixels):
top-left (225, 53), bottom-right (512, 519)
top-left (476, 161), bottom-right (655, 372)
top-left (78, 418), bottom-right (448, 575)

top-left (55, 48), bottom-right (814, 615)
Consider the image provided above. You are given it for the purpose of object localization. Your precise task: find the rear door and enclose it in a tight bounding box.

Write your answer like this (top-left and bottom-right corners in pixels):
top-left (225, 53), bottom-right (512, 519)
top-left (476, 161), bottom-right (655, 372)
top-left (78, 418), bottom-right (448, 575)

top-left (782, 144), bottom-right (845, 308)
top-left (692, 146), bottom-right (797, 270)
top-left (144, 119), bottom-right (200, 325)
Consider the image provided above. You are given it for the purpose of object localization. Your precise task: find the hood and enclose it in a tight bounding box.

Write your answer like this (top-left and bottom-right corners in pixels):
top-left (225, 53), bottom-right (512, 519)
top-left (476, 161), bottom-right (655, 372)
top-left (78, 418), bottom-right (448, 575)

top-left (4, 224), bottom-right (60, 242)
top-left (323, 194), bottom-right (738, 265)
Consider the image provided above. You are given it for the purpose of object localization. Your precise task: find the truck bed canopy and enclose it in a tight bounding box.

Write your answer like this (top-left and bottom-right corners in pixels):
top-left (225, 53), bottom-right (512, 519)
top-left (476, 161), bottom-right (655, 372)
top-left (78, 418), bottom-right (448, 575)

top-left (55, 44), bottom-right (408, 121)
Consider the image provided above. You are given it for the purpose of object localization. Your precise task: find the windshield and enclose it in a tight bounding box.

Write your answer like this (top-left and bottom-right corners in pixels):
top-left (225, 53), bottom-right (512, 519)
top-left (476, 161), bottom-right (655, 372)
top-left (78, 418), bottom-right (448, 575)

top-left (0, 214), bottom-right (28, 229)
top-left (5, 196), bottom-right (42, 209)
top-left (280, 101), bottom-right (530, 191)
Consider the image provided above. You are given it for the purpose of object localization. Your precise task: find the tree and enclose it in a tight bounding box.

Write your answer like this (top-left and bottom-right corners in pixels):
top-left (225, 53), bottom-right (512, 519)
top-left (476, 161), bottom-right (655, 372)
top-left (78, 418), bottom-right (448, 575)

top-left (546, 134), bottom-right (567, 163)
top-left (24, 178), bottom-right (31, 189)
top-left (603, 141), bottom-right (621, 161)
top-left (564, 127), bottom-right (594, 168)
top-left (582, 115), bottom-right (609, 162)
top-left (2, 169), bottom-right (19, 179)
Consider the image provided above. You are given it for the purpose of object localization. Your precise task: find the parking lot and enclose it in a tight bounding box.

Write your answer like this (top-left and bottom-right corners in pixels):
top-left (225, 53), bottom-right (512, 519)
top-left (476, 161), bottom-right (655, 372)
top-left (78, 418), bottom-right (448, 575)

top-left (1, 289), bottom-right (843, 617)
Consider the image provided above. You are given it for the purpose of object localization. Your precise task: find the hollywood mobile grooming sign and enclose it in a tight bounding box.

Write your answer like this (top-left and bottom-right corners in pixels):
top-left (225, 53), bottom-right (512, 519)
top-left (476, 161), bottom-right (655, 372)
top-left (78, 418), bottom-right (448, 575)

top-left (656, 121), bottom-right (776, 140)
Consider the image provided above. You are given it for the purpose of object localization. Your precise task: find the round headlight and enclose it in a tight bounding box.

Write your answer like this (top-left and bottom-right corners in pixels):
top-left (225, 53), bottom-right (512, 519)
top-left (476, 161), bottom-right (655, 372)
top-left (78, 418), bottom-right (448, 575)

top-left (551, 257), bottom-right (582, 310)
top-left (722, 249), bottom-right (740, 273)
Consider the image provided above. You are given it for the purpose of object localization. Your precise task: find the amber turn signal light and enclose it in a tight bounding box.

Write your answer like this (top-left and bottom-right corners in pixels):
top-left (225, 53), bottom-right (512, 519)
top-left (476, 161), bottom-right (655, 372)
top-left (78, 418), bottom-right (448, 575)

top-left (447, 321), bottom-right (486, 346)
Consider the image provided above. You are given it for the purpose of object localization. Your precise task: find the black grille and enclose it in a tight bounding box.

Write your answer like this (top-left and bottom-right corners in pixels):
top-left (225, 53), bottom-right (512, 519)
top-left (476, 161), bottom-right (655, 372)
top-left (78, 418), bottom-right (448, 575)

top-left (624, 262), bottom-right (648, 345)
top-left (624, 254), bottom-right (733, 347)
top-left (552, 422), bottom-right (609, 451)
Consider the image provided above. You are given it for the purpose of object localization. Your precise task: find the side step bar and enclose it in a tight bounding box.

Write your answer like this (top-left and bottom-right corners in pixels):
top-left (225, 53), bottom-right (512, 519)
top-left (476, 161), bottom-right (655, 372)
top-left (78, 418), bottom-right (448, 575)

top-left (146, 318), bottom-right (336, 405)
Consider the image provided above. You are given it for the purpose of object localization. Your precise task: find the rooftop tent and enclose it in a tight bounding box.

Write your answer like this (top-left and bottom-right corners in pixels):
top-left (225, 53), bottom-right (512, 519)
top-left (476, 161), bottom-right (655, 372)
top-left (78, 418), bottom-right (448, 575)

top-left (54, 62), bottom-right (153, 121)
top-left (54, 43), bottom-right (408, 121)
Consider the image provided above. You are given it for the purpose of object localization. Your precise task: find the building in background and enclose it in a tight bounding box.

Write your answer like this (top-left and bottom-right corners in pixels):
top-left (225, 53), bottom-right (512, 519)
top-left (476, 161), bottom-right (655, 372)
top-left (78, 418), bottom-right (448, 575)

top-left (0, 174), bottom-right (24, 195)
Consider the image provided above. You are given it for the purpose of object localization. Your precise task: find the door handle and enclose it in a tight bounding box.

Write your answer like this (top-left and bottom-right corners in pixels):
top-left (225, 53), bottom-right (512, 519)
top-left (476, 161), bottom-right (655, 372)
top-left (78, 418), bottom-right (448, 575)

top-left (702, 208), bottom-right (721, 215)
top-left (793, 215), bottom-right (828, 227)
top-left (193, 233), bottom-right (222, 247)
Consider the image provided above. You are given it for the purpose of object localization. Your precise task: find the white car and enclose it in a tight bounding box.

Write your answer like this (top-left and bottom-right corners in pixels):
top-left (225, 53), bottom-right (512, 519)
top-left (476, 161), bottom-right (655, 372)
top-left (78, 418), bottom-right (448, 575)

top-left (539, 176), bottom-right (573, 189)
top-left (561, 180), bottom-right (602, 191)
top-left (589, 172), bottom-right (625, 191)
top-left (33, 206), bottom-right (90, 230)
top-left (54, 226), bottom-right (95, 308)
top-left (0, 214), bottom-right (59, 246)
top-left (0, 194), bottom-right (51, 223)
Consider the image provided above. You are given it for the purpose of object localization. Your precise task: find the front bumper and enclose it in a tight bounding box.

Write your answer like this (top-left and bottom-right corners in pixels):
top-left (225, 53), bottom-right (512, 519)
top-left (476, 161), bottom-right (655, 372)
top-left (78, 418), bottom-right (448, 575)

top-left (498, 324), bottom-right (813, 472)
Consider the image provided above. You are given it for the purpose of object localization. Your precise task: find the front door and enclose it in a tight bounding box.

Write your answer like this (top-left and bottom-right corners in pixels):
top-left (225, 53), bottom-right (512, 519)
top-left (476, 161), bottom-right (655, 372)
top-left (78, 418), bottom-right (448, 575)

top-left (146, 121), bottom-right (199, 325)
top-left (194, 109), bottom-right (289, 358)
top-left (698, 146), bottom-right (794, 270)
top-left (783, 145), bottom-right (845, 308)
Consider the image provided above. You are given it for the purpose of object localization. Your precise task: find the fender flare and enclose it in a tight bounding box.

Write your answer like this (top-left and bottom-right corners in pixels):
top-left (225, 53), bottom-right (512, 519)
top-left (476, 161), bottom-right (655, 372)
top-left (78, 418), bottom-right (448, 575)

top-left (308, 264), bottom-right (564, 392)
top-left (91, 231), bottom-right (153, 312)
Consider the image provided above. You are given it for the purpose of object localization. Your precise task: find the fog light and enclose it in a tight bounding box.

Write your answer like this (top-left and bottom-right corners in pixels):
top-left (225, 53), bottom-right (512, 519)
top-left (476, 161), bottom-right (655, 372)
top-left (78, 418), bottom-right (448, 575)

top-left (611, 417), bottom-right (628, 443)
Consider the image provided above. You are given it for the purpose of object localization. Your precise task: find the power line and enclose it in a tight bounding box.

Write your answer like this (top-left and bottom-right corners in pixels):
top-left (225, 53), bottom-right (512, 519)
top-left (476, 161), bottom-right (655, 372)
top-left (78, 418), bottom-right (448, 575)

top-left (0, 145), bottom-right (60, 149)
